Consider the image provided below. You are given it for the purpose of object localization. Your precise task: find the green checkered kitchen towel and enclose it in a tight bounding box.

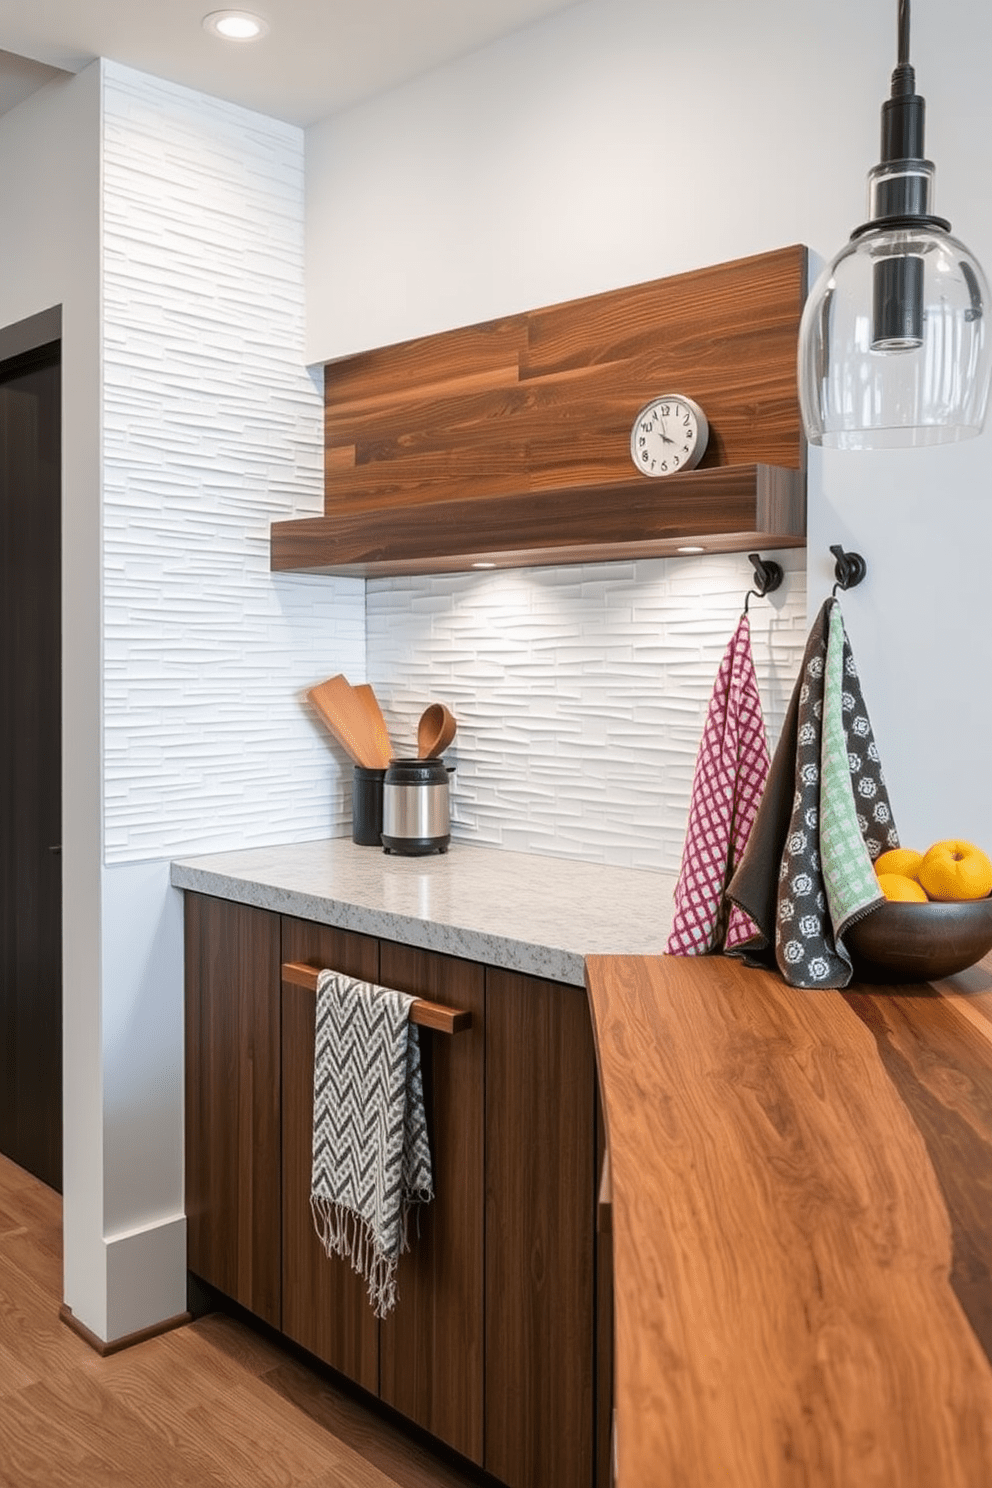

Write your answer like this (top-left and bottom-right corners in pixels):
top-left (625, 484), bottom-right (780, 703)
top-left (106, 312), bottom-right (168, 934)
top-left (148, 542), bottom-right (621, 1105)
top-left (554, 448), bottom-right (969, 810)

top-left (727, 597), bottom-right (899, 988)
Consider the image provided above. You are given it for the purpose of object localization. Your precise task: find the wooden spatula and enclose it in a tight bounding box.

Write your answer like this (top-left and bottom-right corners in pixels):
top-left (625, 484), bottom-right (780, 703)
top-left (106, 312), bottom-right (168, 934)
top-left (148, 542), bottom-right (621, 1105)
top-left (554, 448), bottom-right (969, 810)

top-left (307, 674), bottom-right (383, 769)
top-left (353, 684), bottom-right (393, 768)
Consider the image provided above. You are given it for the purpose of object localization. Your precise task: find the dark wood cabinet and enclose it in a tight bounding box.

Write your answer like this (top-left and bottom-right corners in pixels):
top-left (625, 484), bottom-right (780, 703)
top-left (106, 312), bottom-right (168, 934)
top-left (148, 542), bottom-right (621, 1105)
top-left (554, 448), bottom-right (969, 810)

top-left (184, 890), bottom-right (608, 1488)
top-left (377, 942), bottom-right (486, 1465)
top-left (184, 893), bottom-right (281, 1325)
top-left (485, 968), bottom-right (598, 1488)
top-left (280, 916), bottom-right (380, 1392)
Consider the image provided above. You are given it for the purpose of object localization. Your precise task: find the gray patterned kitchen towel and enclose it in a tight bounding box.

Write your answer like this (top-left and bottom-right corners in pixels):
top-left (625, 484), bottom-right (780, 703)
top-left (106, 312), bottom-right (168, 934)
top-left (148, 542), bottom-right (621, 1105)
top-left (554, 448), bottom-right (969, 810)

top-left (727, 598), bottom-right (899, 987)
top-left (311, 969), bottom-right (433, 1318)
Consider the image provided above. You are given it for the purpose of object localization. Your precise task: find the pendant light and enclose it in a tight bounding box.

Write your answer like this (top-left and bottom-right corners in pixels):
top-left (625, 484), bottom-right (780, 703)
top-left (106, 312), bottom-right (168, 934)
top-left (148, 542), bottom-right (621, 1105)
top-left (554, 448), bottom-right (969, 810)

top-left (798, 0), bottom-right (991, 449)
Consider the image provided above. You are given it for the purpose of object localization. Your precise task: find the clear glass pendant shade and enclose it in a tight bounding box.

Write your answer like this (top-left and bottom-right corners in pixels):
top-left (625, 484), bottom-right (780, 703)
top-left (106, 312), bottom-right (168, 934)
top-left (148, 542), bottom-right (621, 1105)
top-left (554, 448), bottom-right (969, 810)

top-left (799, 220), bottom-right (992, 450)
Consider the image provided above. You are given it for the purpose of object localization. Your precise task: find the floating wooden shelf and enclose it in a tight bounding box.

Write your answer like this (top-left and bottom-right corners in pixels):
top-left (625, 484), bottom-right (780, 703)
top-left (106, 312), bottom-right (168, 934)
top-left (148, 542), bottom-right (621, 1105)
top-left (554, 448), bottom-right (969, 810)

top-left (273, 245), bottom-right (808, 578)
top-left (271, 462), bottom-right (804, 577)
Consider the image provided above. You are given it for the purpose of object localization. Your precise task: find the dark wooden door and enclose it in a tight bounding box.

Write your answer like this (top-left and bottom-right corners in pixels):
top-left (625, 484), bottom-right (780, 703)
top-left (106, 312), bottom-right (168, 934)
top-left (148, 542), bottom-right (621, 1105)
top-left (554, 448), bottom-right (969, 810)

top-left (378, 942), bottom-right (486, 1466)
top-left (280, 915), bottom-right (380, 1393)
top-left (184, 893), bottom-right (281, 1325)
top-left (0, 342), bottom-right (62, 1192)
top-left (485, 968), bottom-right (598, 1488)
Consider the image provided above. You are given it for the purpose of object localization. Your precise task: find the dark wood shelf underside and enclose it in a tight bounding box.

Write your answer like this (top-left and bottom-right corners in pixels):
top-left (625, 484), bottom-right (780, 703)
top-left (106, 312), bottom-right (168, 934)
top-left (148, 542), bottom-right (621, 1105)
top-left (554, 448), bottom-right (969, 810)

top-left (271, 462), bottom-right (804, 577)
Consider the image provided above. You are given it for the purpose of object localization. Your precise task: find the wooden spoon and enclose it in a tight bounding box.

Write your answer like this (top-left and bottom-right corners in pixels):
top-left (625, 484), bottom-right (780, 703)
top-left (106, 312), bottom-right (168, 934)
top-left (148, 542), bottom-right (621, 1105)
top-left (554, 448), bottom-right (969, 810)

top-left (353, 683), bottom-right (393, 768)
top-left (307, 674), bottom-right (383, 769)
top-left (417, 703), bottom-right (457, 759)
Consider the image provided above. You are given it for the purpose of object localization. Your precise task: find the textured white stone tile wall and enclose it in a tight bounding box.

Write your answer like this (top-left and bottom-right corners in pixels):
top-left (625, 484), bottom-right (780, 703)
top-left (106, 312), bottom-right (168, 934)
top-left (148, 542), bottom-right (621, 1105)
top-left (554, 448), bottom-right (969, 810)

top-left (101, 65), bottom-right (364, 862)
top-left (366, 550), bottom-right (808, 872)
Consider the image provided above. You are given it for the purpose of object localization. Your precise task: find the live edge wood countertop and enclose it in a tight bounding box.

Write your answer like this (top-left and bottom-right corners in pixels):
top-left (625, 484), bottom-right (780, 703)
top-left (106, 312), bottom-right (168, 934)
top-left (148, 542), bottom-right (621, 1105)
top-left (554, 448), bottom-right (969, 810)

top-left (584, 951), bottom-right (992, 1488)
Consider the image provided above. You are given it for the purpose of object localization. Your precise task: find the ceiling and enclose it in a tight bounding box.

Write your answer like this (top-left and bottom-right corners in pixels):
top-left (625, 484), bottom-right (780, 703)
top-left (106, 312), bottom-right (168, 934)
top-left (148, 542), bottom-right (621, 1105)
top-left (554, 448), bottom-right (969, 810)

top-left (0, 0), bottom-right (584, 127)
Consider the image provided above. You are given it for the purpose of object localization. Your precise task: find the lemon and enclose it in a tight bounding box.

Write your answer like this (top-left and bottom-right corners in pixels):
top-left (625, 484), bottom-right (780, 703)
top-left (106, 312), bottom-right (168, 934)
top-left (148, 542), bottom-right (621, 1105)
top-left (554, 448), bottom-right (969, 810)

top-left (917, 840), bottom-right (992, 902)
top-left (877, 873), bottom-right (930, 903)
top-left (874, 847), bottom-right (925, 882)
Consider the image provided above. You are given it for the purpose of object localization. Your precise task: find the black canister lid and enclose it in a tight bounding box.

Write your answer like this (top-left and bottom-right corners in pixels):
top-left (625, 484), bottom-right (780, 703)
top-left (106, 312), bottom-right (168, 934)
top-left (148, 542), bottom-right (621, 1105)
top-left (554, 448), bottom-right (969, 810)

top-left (385, 756), bottom-right (449, 785)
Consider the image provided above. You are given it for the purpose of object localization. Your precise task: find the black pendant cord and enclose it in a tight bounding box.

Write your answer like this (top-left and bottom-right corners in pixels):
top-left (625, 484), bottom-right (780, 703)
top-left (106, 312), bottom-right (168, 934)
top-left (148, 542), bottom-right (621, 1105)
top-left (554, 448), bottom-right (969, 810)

top-left (888, 7), bottom-right (919, 111)
top-left (849, 0), bottom-right (952, 239)
top-left (898, 0), bottom-right (910, 70)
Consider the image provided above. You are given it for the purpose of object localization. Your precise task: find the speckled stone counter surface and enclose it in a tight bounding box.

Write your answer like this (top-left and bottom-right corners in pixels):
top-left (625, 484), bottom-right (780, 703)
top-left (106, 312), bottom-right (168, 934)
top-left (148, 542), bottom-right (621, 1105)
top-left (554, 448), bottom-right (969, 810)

top-left (171, 837), bottom-right (676, 986)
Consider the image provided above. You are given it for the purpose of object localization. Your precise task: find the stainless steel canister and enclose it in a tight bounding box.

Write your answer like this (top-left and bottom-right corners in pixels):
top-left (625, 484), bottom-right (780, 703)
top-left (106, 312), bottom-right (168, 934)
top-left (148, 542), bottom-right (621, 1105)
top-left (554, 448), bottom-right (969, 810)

top-left (381, 757), bottom-right (450, 855)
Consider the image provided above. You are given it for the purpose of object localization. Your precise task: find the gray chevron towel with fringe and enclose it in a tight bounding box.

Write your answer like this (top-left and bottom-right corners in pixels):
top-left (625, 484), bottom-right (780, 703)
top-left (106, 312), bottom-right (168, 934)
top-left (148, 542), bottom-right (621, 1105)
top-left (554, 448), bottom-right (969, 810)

top-left (311, 969), bottom-right (433, 1319)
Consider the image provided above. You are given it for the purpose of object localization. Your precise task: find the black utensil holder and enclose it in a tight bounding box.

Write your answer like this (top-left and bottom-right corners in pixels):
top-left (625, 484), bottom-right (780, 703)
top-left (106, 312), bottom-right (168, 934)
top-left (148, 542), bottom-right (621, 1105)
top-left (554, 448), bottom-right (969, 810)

top-left (352, 766), bottom-right (386, 846)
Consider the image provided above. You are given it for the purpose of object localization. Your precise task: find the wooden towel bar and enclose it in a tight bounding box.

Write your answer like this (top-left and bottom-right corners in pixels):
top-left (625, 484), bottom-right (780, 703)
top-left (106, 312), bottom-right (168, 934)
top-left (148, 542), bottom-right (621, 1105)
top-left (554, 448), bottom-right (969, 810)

top-left (280, 962), bottom-right (472, 1035)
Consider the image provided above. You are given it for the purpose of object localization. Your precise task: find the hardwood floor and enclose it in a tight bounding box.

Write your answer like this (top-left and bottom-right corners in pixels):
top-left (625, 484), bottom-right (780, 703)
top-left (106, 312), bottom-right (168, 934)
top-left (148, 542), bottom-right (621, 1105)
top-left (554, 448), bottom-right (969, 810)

top-left (0, 1154), bottom-right (492, 1488)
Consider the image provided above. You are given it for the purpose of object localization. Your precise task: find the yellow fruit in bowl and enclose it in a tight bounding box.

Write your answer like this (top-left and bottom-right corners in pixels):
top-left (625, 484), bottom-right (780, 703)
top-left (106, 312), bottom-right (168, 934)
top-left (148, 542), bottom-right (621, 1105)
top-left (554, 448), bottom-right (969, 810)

top-left (876, 873), bottom-right (930, 903)
top-left (917, 839), bottom-right (992, 902)
top-left (874, 847), bottom-right (925, 882)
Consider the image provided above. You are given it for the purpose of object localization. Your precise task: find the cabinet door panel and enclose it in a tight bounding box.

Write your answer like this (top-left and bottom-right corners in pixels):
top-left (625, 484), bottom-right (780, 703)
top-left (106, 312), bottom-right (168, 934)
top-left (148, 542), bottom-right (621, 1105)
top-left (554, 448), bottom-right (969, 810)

top-left (184, 893), bottom-right (281, 1324)
top-left (596, 1096), bottom-right (614, 1488)
top-left (378, 941), bottom-right (485, 1467)
top-left (486, 968), bottom-right (597, 1488)
top-left (280, 917), bottom-right (380, 1393)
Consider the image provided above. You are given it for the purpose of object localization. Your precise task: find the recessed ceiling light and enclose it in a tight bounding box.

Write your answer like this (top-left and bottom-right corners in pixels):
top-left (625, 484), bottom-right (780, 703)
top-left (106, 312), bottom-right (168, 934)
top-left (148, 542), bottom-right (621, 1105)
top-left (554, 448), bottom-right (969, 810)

top-left (203, 10), bottom-right (269, 41)
top-left (471, 561), bottom-right (497, 569)
top-left (676, 545), bottom-right (705, 554)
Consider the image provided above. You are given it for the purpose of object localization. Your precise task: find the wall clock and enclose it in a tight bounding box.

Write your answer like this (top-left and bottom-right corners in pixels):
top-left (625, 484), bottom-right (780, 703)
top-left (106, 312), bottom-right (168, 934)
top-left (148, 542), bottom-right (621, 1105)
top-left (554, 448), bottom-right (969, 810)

top-left (630, 394), bottom-right (709, 477)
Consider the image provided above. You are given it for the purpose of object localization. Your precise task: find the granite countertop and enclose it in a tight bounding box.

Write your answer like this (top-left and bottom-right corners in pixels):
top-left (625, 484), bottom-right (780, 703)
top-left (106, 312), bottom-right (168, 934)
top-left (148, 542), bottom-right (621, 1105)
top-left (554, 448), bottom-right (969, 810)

top-left (171, 837), bottom-right (676, 986)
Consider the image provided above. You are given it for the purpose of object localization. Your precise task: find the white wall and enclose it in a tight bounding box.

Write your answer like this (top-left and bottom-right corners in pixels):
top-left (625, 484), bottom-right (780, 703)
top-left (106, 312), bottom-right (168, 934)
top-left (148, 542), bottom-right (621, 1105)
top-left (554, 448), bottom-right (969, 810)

top-left (0, 63), bottom-right (106, 1336)
top-left (307, 0), bottom-right (992, 860)
top-left (94, 62), bottom-right (366, 1341)
top-left (2, 59), bottom-right (368, 1345)
top-left (102, 64), bottom-right (365, 862)
top-left (367, 553), bottom-right (807, 869)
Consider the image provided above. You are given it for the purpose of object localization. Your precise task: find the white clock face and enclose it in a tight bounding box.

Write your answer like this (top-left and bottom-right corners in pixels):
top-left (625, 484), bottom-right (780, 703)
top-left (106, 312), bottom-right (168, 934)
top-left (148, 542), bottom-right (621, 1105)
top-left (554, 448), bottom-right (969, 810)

top-left (630, 395), bottom-right (709, 478)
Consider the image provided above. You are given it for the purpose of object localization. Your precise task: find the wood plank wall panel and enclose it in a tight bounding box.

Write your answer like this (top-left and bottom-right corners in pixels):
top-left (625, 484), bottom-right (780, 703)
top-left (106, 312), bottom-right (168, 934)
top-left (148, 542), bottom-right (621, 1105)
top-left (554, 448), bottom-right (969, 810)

top-left (184, 894), bottom-right (281, 1325)
top-left (279, 916), bottom-right (380, 1394)
top-left (585, 952), bottom-right (992, 1488)
top-left (377, 943), bottom-right (486, 1467)
top-left (485, 968), bottom-right (597, 1488)
top-left (322, 246), bottom-right (806, 517)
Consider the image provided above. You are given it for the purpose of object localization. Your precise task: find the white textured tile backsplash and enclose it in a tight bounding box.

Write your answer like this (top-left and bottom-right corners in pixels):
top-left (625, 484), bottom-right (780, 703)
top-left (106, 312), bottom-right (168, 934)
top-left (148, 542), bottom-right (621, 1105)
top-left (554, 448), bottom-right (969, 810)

top-left (101, 65), bottom-right (364, 862)
top-left (366, 552), bottom-right (808, 872)
top-left (97, 64), bottom-right (809, 874)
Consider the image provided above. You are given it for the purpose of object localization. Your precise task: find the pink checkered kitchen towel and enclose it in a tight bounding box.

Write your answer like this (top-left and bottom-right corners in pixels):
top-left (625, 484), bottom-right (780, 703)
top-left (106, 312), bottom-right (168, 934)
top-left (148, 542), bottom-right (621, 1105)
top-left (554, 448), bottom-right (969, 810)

top-left (667, 614), bottom-right (770, 955)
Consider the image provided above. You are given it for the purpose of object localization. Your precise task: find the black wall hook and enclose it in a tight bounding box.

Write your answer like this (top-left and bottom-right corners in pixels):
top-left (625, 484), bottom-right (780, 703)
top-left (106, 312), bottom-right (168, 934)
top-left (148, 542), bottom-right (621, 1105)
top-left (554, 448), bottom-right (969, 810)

top-left (830, 544), bottom-right (868, 596)
top-left (743, 552), bottom-right (784, 613)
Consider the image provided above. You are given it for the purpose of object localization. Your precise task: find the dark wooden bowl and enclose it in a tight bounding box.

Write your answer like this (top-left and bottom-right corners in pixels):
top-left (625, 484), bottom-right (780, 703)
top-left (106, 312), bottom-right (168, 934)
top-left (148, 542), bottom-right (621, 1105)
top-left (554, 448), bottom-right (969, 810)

top-left (846, 895), bottom-right (992, 983)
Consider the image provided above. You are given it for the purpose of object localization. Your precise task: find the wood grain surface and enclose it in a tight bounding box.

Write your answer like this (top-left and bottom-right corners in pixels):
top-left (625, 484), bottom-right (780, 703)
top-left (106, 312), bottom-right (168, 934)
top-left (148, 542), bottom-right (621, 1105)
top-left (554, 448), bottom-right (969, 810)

top-left (273, 245), bottom-right (807, 576)
top-left (280, 959), bottom-right (473, 1033)
top-left (184, 895), bottom-right (281, 1325)
top-left (271, 463), bottom-right (804, 577)
top-left (0, 1152), bottom-right (489, 1488)
top-left (485, 968), bottom-right (598, 1488)
top-left (584, 952), bottom-right (992, 1488)
top-left (320, 246), bottom-right (806, 511)
top-left (377, 942), bottom-right (486, 1466)
top-left (279, 917), bottom-right (381, 1392)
